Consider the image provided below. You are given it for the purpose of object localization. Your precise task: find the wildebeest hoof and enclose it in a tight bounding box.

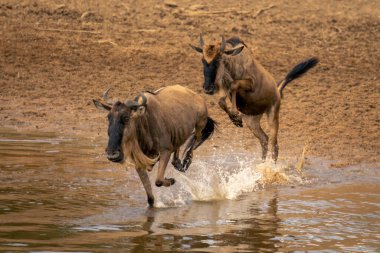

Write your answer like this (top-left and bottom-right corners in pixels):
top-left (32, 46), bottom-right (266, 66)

top-left (166, 177), bottom-right (175, 186)
top-left (182, 158), bottom-right (192, 171)
top-left (171, 158), bottom-right (183, 171)
top-left (230, 113), bottom-right (243, 127)
top-left (175, 166), bottom-right (186, 173)
top-left (148, 197), bottom-right (154, 207)
top-left (155, 180), bottom-right (163, 187)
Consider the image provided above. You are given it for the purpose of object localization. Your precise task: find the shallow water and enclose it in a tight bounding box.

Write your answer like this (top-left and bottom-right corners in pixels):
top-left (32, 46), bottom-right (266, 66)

top-left (0, 128), bottom-right (379, 252)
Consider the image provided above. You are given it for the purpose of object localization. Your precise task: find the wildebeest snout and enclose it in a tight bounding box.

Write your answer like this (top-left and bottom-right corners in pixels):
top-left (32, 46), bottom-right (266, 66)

top-left (106, 148), bottom-right (123, 163)
top-left (203, 84), bottom-right (216, 95)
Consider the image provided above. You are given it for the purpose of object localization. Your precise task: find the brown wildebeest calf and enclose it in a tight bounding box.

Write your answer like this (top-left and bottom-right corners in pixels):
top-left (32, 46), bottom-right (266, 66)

top-left (93, 85), bottom-right (216, 206)
top-left (190, 34), bottom-right (318, 161)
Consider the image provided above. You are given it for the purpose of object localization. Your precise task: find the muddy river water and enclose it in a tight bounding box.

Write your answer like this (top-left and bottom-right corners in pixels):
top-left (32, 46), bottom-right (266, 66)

top-left (0, 128), bottom-right (379, 252)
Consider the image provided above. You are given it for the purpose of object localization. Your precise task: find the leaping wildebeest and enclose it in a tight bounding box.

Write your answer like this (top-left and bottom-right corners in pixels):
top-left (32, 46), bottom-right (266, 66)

top-left (93, 85), bottom-right (216, 206)
top-left (190, 34), bottom-right (318, 162)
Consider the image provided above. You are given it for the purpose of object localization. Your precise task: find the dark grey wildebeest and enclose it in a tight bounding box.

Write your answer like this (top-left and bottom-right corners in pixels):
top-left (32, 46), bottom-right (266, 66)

top-left (190, 34), bottom-right (318, 162)
top-left (93, 85), bottom-right (216, 206)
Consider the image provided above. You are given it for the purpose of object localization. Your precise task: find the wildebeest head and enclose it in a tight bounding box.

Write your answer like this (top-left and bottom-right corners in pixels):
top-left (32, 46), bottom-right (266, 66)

top-left (93, 88), bottom-right (147, 163)
top-left (190, 34), bottom-right (245, 95)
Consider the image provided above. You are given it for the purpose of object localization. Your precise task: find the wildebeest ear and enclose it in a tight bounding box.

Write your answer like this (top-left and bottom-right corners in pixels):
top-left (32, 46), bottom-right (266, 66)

top-left (93, 99), bottom-right (111, 111)
top-left (223, 46), bottom-right (244, 56)
top-left (131, 105), bottom-right (146, 118)
top-left (189, 44), bottom-right (203, 53)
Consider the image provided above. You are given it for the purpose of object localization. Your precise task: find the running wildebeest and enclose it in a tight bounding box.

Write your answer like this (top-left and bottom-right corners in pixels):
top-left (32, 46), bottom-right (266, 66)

top-left (190, 34), bottom-right (318, 161)
top-left (93, 85), bottom-right (216, 206)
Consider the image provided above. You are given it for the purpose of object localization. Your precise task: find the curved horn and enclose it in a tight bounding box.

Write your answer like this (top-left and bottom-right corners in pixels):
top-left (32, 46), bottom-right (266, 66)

top-left (220, 35), bottom-right (226, 52)
top-left (135, 93), bottom-right (147, 106)
top-left (125, 100), bottom-right (139, 109)
top-left (126, 93), bottom-right (147, 109)
top-left (200, 33), bottom-right (204, 48)
top-left (103, 87), bottom-right (114, 105)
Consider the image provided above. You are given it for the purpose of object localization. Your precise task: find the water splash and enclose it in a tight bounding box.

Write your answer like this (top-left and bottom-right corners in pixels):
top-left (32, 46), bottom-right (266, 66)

top-left (153, 151), bottom-right (304, 208)
top-left (256, 159), bottom-right (304, 186)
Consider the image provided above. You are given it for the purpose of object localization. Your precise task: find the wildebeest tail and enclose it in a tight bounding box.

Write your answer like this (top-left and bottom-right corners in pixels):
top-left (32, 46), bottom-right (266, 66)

top-left (277, 57), bottom-right (319, 97)
top-left (194, 117), bottom-right (217, 150)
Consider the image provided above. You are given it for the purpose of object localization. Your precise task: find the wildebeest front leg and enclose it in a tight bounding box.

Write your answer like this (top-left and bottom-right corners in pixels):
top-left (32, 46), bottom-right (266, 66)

top-left (231, 79), bottom-right (254, 110)
top-left (218, 96), bottom-right (243, 127)
top-left (155, 150), bottom-right (175, 187)
top-left (135, 167), bottom-right (155, 207)
top-left (230, 79), bottom-right (256, 127)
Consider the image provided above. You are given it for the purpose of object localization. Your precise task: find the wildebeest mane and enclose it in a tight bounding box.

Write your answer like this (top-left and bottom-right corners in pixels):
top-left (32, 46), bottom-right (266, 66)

top-left (144, 87), bottom-right (165, 95)
top-left (144, 90), bottom-right (158, 95)
top-left (215, 57), bottom-right (234, 95)
top-left (123, 110), bottom-right (159, 168)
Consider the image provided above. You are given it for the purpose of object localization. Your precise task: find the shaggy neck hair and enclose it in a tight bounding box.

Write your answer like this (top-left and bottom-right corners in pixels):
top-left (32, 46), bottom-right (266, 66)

top-left (123, 112), bottom-right (158, 169)
top-left (215, 56), bottom-right (234, 95)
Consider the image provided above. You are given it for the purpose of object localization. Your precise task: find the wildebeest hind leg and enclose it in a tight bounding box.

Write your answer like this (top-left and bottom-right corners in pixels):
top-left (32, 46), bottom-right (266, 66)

top-left (182, 150), bottom-right (193, 172)
top-left (218, 96), bottom-right (243, 127)
top-left (174, 137), bottom-right (195, 173)
top-left (171, 148), bottom-right (183, 171)
top-left (181, 119), bottom-right (204, 172)
top-left (244, 115), bottom-right (268, 160)
top-left (155, 151), bottom-right (176, 187)
top-left (135, 167), bottom-right (155, 207)
top-left (267, 104), bottom-right (280, 162)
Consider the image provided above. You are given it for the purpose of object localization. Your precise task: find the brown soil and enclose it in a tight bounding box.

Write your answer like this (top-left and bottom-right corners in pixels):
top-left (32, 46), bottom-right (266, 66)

top-left (1, 0), bottom-right (379, 167)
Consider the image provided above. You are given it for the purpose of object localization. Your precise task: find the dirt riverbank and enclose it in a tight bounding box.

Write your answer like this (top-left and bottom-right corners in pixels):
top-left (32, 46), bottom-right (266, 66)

top-left (1, 0), bottom-right (379, 167)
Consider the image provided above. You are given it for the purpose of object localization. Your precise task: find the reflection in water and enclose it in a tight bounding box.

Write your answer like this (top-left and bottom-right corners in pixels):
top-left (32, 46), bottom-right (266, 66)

top-left (108, 192), bottom-right (281, 252)
top-left (0, 128), bottom-right (379, 252)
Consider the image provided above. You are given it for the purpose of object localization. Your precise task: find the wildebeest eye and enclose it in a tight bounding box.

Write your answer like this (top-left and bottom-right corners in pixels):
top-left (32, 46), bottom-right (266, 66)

top-left (120, 114), bottom-right (130, 124)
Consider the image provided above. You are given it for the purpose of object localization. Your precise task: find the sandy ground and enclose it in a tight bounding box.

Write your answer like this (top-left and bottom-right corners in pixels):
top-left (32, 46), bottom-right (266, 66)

top-left (1, 0), bottom-right (379, 167)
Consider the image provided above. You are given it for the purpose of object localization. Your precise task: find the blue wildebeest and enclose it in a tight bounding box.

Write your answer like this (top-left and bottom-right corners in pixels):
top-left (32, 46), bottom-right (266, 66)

top-left (190, 34), bottom-right (318, 161)
top-left (93, 85), bottom-right (216, 206)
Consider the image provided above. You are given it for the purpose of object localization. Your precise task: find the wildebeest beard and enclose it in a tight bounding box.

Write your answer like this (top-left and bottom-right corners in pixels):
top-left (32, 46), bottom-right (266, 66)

top-left (202, 56), bottom-right (220, 95)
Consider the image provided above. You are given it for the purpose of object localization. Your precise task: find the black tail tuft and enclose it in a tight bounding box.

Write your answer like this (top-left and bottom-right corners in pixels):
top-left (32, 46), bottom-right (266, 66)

top-left (279, 57), bottom-right (319, 95)
top-left (285, 57), bottom-right (319, 82)
top-left (194, 117), bottom-right (217, 150)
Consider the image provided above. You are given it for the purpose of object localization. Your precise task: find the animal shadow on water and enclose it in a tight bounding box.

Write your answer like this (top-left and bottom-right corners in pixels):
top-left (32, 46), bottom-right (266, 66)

top-left (190, 33), bottom-right (319, 162)
top-left (93, 85), bottom-right (216, 207)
